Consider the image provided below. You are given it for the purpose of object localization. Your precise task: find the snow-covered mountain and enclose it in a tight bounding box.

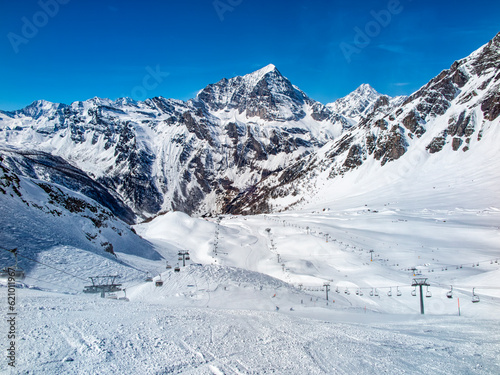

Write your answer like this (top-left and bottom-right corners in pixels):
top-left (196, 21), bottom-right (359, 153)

top-left (0, 64), bottom-right (353, 219)
top-left (228, 32), bottom-right (500, 213)
top-left (1, 33), bottom-right (499, 221)
top-left (2, 33), bottom-right (500, 375)
top-left (0, 149), bottom-right (160, 266)
top-left (327, 83), bottom-right (406, 123)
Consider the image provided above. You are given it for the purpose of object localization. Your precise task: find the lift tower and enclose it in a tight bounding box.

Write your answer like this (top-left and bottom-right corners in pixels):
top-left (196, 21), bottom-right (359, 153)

top-left (412, 278), bottom-right (430, 314)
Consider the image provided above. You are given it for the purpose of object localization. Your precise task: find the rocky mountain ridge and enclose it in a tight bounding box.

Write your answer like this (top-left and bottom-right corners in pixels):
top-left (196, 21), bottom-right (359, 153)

top-left (1, 32), bottom-right (499, 220)
top-left (0, 65), bottom-right (352, 219)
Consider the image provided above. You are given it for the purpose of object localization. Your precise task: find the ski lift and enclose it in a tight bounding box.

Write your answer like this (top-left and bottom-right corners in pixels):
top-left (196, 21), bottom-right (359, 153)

top-left (0, 249), bottom-right (25, 281)
top-left (387, 288), bottom-right (392, 297)
top-left (174, 264), bottom-right (180, 272)
top-left (425, 286), bottom-right (432, 298)
top-left (0, 266), bottom-right (25, 281)
top-left (155, 275), bottom-right (163, 287)
top-left (396, 287), bottom-right (402, 297)
top-left (411, 287), bottom-right (417, 297)
top-left (119, 289), bottom-right (129, 301)
top-left (446, 286), bottom-right (453, 299)
top-left (472, 288), bottom-right (480, 303)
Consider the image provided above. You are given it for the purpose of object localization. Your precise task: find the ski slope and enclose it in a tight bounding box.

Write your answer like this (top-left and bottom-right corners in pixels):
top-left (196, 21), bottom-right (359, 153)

top-left (2, 176), bottom-right (500, 373)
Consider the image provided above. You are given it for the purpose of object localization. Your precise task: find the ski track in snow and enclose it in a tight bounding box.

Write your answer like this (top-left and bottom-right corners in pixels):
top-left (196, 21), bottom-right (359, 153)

top-left (4, 290), bottom-right (500, 374)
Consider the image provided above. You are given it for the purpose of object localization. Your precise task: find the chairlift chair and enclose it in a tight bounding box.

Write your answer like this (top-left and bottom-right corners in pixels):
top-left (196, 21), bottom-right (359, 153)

top-left (411, 287), bottom-right (417, 297)
top-left (174, 264), bottom-right (181, 272)
top-left (472, 288), bottom-right (480, 303)
top-left (369, 288), bottom-right (374, 297)
top-left (155, 275), bottom-right (163, 287)
top-left (145, 272), bottom-right (153, 282)
top-left (446, 286), bottom-right (453, 299)
top-left (374, 289), bottom-right (379, 297)
top-left (1, 249), bottom-right (26, 281)
top-left (0, 266), bottom-right (25, 281)
top-left (387, 288), bottom-right (392, 297)
top-left (396, 287), bottom-right (402, 297)
top-left (426, 286), bottom-right (432, 298)
top-left (166, 262), bottom-right (172, 269)
top-left (359, 289), bottom-right (364, 296)
top-left (344, 288), bottom-right (350, 295)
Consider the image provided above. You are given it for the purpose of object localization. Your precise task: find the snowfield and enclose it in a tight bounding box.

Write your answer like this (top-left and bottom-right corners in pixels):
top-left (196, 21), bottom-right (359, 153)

top-left (2, 195), bottom-right (500, 373)
top-left (9, 290), bottom-right (500, 374)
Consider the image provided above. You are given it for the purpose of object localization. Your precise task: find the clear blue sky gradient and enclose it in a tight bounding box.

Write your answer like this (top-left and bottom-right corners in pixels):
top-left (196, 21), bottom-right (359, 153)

top-left (1, 0), bottom-right (499, 111)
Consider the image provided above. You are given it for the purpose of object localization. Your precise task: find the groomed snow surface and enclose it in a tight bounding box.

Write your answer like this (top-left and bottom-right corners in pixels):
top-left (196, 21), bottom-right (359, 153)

top-left (2, 146), bottom-right (500, 374)
top-left (2, 188), bottom-right (500, 374)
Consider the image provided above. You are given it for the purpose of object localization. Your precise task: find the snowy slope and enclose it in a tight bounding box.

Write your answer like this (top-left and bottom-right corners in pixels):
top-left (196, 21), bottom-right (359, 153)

top-left (3, 202), bottom-right (499, 373)
top-left (0, 151), bottom-right (161, 293)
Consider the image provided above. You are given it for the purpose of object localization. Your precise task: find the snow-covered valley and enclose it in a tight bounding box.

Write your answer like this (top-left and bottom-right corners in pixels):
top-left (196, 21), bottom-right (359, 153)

top-left (2, 181), bottom-right (500, 373)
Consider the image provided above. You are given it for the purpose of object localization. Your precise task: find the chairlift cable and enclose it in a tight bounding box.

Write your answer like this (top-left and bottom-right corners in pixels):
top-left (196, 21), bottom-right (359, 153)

top-left (0, 246), bottom-right (88, 282)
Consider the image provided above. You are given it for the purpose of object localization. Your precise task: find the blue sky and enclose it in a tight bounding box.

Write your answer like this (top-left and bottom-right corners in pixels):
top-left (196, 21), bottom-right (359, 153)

top-left (1, 0), bottom-right (499, 111)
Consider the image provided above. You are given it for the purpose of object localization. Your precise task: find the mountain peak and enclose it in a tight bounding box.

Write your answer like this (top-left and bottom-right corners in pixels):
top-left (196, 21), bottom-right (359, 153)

top-left (354, 84), bottom-right (379, 96)
top-left (257, 63), bottom-right (277, 74)
top-left (242, 64), bottom-right (280, 86)
top-left (327, 84), bottom-right (386, 121)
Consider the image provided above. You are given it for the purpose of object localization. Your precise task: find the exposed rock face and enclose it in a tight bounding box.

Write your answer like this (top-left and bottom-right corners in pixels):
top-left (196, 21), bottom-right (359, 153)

top-left (481, 91), bottom-right (500, 121)
top-left (402, 111), bottom-right (426, 138)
